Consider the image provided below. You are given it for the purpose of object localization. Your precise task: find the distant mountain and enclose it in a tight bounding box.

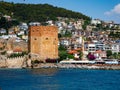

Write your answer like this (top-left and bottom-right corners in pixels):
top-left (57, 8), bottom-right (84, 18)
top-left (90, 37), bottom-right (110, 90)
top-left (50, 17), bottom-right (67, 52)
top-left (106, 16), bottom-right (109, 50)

top-left (0, 1), bottom-right (90, 22)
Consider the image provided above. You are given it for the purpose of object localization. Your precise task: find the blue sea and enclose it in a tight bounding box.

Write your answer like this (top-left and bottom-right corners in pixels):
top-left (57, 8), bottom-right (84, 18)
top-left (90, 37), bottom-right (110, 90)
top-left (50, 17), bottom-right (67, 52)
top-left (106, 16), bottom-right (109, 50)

top-left (0, 68), bottom-right (120, 90)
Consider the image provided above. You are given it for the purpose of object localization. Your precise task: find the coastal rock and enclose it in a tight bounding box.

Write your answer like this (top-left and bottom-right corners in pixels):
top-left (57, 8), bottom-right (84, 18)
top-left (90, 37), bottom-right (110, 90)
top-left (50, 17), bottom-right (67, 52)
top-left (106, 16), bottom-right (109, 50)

top-left (27, 59), bottom-right (31, 67)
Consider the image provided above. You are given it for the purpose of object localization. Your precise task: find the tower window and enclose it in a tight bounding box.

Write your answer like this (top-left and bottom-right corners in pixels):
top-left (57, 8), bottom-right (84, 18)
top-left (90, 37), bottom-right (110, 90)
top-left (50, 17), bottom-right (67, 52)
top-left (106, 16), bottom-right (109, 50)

top-left (34, 38), bottom-right (37, 40)
top-left (46, 38), bottom-right (48, 40)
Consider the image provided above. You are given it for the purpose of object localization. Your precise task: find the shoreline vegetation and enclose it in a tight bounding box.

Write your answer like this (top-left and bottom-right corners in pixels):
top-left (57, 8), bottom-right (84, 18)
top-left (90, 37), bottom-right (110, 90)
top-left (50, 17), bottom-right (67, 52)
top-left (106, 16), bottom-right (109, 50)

top-left (30, 63), bottom-right (120, 70)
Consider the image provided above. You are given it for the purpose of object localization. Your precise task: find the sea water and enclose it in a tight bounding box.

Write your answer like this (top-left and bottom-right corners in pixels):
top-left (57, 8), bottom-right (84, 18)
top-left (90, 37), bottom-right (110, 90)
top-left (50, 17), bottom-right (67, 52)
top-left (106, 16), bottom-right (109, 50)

top-left (0, 68), bottom-right (120, 90)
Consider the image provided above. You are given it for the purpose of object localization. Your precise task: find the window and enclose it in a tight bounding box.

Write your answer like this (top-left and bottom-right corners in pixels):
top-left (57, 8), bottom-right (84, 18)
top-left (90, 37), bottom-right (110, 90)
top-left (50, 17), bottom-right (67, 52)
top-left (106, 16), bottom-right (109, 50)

top-left (46, 38), bottom-right (48, 40)
top-left (34, 38), bottom-right (37, 40)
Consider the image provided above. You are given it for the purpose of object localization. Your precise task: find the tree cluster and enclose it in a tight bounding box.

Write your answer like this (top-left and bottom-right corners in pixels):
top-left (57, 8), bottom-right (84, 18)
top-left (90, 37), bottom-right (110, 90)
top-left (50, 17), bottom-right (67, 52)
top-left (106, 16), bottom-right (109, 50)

top-left (109, 31), bottom-right (120, 39)
top-left (0, 16), bottom-right (19, 34)
top-left (0, 1), bottom-right (90, 22)
top-left (106, 50), bottom-right (120, 59)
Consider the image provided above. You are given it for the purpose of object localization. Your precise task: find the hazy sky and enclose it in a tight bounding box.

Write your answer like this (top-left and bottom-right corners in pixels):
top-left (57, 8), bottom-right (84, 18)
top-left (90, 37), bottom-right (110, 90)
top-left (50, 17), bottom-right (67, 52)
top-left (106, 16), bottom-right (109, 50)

top-left (4, 0), bottom-right (120, 23)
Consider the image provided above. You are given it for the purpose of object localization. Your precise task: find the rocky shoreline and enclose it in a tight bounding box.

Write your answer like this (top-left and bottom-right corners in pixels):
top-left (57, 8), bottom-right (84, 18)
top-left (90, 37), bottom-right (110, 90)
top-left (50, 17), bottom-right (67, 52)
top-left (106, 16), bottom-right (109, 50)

top-left (32, 63), bottom-right (120, 70)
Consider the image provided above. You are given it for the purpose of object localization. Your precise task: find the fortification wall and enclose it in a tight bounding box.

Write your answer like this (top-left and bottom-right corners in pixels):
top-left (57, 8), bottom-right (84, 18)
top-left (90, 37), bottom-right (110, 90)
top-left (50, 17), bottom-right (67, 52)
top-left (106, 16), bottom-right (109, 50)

top-left (0, 60), bottom-right (6, 68)
top-left (0, 56), bottom-right (30, 68)
top-left (6, 57), bottom-right (25, 68)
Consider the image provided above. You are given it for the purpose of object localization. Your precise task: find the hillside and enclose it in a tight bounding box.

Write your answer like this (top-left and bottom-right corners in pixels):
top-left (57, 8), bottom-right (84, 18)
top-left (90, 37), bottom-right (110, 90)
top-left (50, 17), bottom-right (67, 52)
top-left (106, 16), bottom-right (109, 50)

top-left (0, 1), bottom-right (90, 22)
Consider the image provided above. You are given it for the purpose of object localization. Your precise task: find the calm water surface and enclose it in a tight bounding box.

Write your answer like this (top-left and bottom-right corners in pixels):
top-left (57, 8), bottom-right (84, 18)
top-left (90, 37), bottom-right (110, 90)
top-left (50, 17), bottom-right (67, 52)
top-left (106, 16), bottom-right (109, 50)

top-left (0, 68), bottom-right (120, 90)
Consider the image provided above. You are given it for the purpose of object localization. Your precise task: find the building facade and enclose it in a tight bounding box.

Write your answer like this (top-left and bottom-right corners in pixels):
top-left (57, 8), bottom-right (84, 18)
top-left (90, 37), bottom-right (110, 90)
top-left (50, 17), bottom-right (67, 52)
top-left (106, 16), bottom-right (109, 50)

top-left (29, 26), bottom-right (58, 61)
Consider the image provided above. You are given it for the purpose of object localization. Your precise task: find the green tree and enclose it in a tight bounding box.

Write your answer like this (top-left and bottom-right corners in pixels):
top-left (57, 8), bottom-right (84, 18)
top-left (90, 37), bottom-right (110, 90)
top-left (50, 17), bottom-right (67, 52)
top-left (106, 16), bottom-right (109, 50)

top-left (64, 30), bottom-right (72, 37)
top-left (79, 50), bottom-right (83, 60)
top-left (0, 17), bottom-right (7, 28)
top-left (67, 54), bottom-right (74, 59)
top-left (59, 45), bottom-right (66, 51)
top-left (82, 20), bottom-right (90, 30)
top-left (59, 45), bottom-right (67, 60)
top-left (58, 33), bottom-right (62, 38)
top-left (112, 52), bottom-right (117, 59)
top-left (59, 51), bottom-right (68, 60)
top-left (106, 50), bottom-right (112, 58)
top-left (117, 54), bottom-right (120, 59)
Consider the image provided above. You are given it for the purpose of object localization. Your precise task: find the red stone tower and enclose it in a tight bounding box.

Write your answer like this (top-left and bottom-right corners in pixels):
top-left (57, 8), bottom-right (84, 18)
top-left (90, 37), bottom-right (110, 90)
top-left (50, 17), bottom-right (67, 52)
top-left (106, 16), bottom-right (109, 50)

top-left (29, 26), bottom-right (58, 61)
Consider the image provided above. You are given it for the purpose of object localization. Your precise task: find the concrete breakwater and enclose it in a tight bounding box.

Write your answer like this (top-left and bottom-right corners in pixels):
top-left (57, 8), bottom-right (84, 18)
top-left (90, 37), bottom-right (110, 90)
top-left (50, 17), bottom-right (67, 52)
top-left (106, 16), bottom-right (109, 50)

top-left (33, 63), bottom-right (120, 70)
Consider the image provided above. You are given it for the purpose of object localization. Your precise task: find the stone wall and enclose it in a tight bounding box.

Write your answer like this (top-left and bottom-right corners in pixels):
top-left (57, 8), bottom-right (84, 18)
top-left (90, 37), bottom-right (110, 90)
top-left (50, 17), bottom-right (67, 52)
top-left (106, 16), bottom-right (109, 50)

top-left (6, 57), bottom-right (25, 68)
top-left (0, 60), bottom-right (6, 68)
top-left (0, 56), bottom-right (30, 68)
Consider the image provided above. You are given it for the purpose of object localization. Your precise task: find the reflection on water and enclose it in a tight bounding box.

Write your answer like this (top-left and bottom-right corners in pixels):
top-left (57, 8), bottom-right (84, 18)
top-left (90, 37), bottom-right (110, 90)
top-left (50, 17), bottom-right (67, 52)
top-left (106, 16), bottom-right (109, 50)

top-left (30, 68), bottom-right (58, 76)
top-left (30, 68), bottom-right (60, 90)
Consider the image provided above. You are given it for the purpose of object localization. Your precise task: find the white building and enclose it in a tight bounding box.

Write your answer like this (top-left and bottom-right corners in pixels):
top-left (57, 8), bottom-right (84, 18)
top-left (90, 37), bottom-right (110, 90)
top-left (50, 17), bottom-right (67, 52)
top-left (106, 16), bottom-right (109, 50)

top-left (29, 22), bottom-right (41, 26)
top-left (60, 38), bottom-right (71, 46)
top-left (91, 19), bottom-right (101, 25)
top-left (0, 29), bottom-right (6, 34)
top-left (19, 23), bottom-right (28, 30)
top-left (111, 44), bottom-right (120, 53)
top-left (87, 43), bottom-right (96, 52)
